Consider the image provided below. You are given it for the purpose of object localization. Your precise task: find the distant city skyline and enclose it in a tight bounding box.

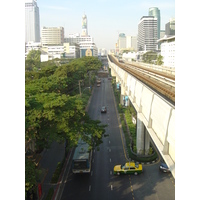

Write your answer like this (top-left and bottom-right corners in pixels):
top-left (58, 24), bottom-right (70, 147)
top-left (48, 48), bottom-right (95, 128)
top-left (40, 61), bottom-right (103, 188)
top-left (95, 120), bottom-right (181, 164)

top-left (25, 0), bottom-right (40, 43)
top-left (37, 0), bottom-right (175, 50)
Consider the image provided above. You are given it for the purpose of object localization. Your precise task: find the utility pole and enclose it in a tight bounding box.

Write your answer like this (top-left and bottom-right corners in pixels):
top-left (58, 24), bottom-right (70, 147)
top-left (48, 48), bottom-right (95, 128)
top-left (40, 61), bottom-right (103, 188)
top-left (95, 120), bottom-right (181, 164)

top-left (89, 71), bottom-right (91, 87)
top-left (79, 80), bottom-right (82, 96)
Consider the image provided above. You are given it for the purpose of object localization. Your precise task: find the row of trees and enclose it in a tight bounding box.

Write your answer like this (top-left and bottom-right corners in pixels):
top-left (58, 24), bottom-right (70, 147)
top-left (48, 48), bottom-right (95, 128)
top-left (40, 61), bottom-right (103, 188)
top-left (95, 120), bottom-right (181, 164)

top-left (25, 50), bottom-right (107, 197)
top-left (142, 51), bottom-right (163, 65)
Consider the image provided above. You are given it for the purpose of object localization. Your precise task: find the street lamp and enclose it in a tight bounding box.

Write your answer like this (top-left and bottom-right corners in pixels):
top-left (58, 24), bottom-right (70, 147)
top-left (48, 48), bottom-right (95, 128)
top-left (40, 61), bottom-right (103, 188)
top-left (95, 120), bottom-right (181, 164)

top-left (80, 87), bottom-right (91, 96)
top-left (78, 80), bottom-right (83, 96)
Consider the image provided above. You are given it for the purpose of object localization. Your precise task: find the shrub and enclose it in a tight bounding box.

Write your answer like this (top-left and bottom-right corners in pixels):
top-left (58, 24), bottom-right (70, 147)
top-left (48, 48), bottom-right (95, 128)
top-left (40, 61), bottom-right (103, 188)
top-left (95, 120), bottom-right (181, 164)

top-left (51, 160), bottom-right (64, 184)
top-left (45, 187), bottom-right (54, 200)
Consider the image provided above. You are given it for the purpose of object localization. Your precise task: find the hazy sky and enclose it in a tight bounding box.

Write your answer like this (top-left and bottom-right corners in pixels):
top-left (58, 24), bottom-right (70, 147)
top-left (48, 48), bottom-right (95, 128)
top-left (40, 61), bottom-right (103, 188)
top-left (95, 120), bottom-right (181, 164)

top-left (38, 0), bottom-right (175, 50)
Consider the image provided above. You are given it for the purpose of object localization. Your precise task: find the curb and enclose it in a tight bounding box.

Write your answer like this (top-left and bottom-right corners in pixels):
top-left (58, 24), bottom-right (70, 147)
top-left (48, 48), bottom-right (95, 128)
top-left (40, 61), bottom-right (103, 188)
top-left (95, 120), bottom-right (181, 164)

top-left (111, 82), bottom-right (159, 166)
top-left (52, 149), bottom-right (73, 200)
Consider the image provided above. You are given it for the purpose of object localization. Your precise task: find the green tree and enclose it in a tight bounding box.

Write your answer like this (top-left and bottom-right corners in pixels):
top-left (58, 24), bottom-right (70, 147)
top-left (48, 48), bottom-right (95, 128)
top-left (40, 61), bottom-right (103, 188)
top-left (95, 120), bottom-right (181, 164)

top-left (142, 51), bottom-right (157, 64)
top-left (25, 157), bottom-right (36, 198)
top-left (27, 49), bottom-right (41, 61)
top-left (156, 55), bottom-right (163, 65)
top-left (25, 56), bottom-right (105, 197)
top-left (81, 113), bottom-right (107, 150)
top-left (25, 56), bottom-right (103, 149)
top-left (26, 50), bottom-right (41, 71)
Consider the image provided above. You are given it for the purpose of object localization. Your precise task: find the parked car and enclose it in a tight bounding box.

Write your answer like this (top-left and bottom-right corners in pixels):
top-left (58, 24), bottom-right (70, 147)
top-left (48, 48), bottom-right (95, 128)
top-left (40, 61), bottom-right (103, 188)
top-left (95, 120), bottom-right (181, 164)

top-left (101, 106), bottom-right (107, 113)
top-left (113, 162), bottom-right (143, 175)
top-left (159, 162), bottom-right (170, 173)
top-left (97, 83), bottom-right (101, 87)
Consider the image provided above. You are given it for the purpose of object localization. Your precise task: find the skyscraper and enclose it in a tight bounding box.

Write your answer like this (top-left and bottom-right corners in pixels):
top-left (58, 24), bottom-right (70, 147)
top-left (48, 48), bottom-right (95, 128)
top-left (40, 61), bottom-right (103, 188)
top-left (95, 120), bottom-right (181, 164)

top-left (81, 14), bottom-right (88, 36)
top-left (65, 14), bottom-right (98, 57)
top-left (137, 16), bottom-right (158, 51)
top-left (165, 18), bottom-right (175, 36)
top-left (41, 27), bottom-right (64, 46)
top-left (149, 7), bottom-right (160, 40)
top-left (25, 0), bottom-right (40, 43)
top-left (118, 33), bottom-right (126, 52)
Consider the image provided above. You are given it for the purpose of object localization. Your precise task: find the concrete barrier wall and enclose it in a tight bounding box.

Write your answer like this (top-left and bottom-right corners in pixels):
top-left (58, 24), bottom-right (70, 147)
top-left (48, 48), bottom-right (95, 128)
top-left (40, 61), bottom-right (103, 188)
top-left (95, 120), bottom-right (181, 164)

top-left (151, 96), bottom-right (172, 144)
top-left (167, 109), bottom-right (175, 161)
top-left (127, 61), bottom-right (175, 75)
top-left (140, 87), bottom-right (154, 122)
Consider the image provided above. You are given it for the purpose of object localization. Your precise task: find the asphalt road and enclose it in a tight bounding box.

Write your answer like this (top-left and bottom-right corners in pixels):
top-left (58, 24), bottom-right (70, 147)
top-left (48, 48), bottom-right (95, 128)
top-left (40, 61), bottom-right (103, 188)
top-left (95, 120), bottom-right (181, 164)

top-left (60, 77), bottom-right (175, 200)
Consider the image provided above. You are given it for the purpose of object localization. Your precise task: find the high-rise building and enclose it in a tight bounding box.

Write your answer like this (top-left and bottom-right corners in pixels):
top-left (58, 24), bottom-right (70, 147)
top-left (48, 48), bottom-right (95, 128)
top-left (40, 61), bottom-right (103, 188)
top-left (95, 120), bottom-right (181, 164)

top-left (81, 14), bottom-right (88, 36)
top-left (158, 35), bottom-right (175, 67)
top-left (65, 33), bottom-right (93, 45)
top-left (126, 35), bottom-right (137, 51)
top-left (137, 16), bottom-right (158, 52)
top-left (98, 48), bottom-right (107, 56)
top-left (25, 0), bottom-right (40, 43)
top-left (132, 36), bottom-right (138, 51)
top-left (126, 36), bottom-right (132, 49)
top-left (160, 30), bottom-right (165, 39)
top-left (41, 27), bottom-right (64, 46)
top-left (149, 7), bottom-right (160, 39)
top-left (65, 14), bottom-right (98, 57)
top-left (165, 18), bottom-right (175, 36)
top-left (118, 33), bottom-right (126, 52)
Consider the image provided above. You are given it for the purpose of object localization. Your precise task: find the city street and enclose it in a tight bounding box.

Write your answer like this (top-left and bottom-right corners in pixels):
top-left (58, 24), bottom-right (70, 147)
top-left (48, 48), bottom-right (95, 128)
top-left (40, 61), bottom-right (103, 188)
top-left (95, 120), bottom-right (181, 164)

top-left (60, 77), bottom-right (175, 200)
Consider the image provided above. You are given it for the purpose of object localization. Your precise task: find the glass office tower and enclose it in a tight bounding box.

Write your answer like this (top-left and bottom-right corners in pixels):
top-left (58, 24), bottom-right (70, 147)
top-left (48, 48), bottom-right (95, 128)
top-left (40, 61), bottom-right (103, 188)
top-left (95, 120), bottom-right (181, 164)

top-left (149, 7), bottom-right (160, 40)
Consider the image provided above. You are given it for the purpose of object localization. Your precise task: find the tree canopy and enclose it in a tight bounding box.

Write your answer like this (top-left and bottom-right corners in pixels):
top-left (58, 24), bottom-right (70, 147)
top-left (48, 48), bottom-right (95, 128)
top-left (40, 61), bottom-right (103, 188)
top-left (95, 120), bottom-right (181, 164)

top-left (142, 51), bottom-right (157, 64)
top-left (26, 50), bottom-right (41, 71)
top-left (26, 56), bottom-right (104, 149)
top-left (156, 55), bottom-right (163, 65)
top-left (25, 56), bottom-right (106, 196)
top-left (142, 51), bottom-right (163, 65)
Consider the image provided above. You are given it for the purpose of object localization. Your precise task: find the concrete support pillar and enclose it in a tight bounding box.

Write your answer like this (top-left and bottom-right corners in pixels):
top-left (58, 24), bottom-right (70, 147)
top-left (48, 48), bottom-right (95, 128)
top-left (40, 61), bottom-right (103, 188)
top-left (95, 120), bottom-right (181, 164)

top-left (120, 84), bottom-right (125, 105)
top-left (120, 83), bottom-right (130, 107)
top-left (116, 76), bottom-right (119, 83)
top-left (120, 96), bottom-right (130, 107)
top-left (144, 128), bottom-right (150, 155)
top-left (126, 98), bottom-right (130, 107)
top-left (136, 116), bottom-right (145, 154)
top-left (163, 141), bottom-right (169, 155)
top-left (110, 68), bottom-right (116, 77)
top-left (163, 108), bottom-right (173, 155)
top-left (136, 114), bottom-right (150, 155)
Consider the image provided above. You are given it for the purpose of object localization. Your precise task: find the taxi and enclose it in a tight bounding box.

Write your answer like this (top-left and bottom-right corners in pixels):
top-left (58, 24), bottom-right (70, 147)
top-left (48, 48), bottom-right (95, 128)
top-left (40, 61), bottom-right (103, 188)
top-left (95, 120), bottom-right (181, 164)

top-left (113, 162), bottom-right (143, 175)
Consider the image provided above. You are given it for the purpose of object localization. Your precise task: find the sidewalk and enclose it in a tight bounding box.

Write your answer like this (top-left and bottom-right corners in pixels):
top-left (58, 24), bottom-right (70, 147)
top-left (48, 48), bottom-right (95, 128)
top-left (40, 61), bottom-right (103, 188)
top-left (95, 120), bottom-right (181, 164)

top-left (39, 141), bottom-right (65, 200)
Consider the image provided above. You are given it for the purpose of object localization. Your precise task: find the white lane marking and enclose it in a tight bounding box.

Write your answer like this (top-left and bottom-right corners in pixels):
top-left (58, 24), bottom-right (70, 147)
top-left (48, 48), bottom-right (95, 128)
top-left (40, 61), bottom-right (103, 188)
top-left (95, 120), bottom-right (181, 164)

top-left (111, 185), bottom-right (113, 190)
top-left (110, 171), bottom-right (112, 175)
top-left (110, 158), bottom-right (111, 162)
top-left (89, 185), bottom-right (91, 191)
top-left (91, 171), bottom-right (93, 176)
top-left (109, 149), bottom-right (111, 152)
top-left (109, 141), bottom-right (110, 144)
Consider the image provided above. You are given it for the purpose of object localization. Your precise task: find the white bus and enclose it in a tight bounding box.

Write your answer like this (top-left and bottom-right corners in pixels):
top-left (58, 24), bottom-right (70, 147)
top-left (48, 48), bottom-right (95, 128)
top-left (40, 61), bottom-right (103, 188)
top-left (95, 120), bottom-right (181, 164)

top-left (72, 139), bottom-right (92, 174)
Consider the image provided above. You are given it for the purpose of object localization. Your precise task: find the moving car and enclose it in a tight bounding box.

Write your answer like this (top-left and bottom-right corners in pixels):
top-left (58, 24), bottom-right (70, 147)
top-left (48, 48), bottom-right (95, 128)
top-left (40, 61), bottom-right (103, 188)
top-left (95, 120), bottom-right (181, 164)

top-left (101, 106), bottom-right (107, 113)
top-left (159, 162), bottom-right (170, 173)
top-left (96, 78), bottom-right (101, 83)
top-left (113, 162), bottom-right (143, 175)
